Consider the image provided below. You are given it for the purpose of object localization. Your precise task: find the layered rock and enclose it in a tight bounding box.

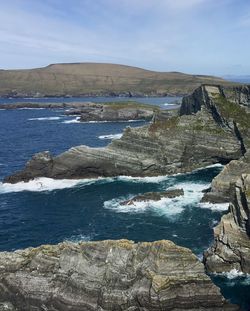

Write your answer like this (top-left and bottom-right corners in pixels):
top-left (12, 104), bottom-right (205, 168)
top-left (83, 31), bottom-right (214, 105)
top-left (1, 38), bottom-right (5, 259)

top-left (0, 239), bottom-right (238, 310)
top-left (65, 102), bottom-right (157, 122)
top-left (204, 174), bottom-right (250, 274)
top-left (120, 189), bottom-right (184, 205)
top-left (5, 84), bottom-right (246, 183)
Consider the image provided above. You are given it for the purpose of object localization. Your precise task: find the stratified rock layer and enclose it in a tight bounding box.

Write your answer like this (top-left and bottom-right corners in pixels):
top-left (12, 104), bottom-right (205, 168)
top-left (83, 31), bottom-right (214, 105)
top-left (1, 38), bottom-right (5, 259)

top-left (204, 174), bottom-right (250, 274)
top-left (0, 240), bottom-right (237, 310)
top-left (5, 84), bottom-right (247, 183)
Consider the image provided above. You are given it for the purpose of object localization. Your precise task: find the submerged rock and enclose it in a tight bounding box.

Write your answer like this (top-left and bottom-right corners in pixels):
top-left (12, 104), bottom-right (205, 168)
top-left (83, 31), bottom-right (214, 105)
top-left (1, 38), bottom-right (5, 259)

top-left (0, 239), bottom-right (237, 310)
top-left (204, 174), bottom-right (250, 274)
top-left (120, 189), bottom-right (184, 205)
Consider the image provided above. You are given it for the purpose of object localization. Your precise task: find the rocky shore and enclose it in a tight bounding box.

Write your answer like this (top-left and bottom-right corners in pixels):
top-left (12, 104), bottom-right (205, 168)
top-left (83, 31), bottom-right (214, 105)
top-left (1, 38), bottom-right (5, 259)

top-left (5, 84), bottom-right (248, 183)
top-left (2, 83), bottom-right (250, 309)
top-left (204, 174), bottom-right (250, 274)
top-left (0, 239), bottom-right (237, 310)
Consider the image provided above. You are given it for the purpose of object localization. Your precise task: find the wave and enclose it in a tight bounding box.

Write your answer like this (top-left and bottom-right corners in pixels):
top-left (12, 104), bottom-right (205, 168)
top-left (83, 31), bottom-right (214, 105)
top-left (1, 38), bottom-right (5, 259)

top-left (64, 234), bottom-right (92, 243)
top-left (99, 133), bottom-right (123, 140)
top-left (0, 178), bottom-right (87, 193)
top-left (28, 116), bottom-right (61, 121)
top-left (0, 163), bottom-right (222, 194)
top-left (104, 181), bottom-right (210, 217)
top-left (164, 103), bottom-right (179, 106)
top-left (0, 109), bottom-right (6, 111)
top-left (104, 196), bottom-right (184, 217)
top-left (63, 117), bottom-right (81, 124)
top-left (213, 269), bottom-right (250, 285)
top-left (198, 202), bottom-right (229, 211)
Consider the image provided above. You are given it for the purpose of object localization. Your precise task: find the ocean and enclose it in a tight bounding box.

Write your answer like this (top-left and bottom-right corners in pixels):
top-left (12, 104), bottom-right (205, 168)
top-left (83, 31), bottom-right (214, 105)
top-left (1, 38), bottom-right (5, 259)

top-left (0, 96), bottom-right (249, 310)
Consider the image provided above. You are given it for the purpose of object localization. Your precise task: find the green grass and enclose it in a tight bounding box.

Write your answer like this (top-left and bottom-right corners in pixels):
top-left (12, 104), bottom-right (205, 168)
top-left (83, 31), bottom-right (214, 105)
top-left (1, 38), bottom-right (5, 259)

top-left (101, 101), bottom-right (160, 111)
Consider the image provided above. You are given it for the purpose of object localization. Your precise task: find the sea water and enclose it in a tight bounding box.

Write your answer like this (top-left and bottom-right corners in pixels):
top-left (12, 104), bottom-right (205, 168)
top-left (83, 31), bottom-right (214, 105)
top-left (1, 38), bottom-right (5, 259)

top-left (0, 97), bottom-right (249, 309)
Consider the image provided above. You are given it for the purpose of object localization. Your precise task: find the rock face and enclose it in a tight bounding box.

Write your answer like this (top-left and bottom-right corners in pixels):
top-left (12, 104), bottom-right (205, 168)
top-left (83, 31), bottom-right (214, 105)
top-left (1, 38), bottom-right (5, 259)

top-left (5, 84), bottom-right (248, 183)
top-left (1, 101), bottom-right (158, 122)
top-left (0, 239), bottom-right (237, 310)
top-left (204, 174), bottom-right (250, 274)
top-left (65, 102), bottom-right (157, 122)
top-left (120, 189), bottom-right (184, 205)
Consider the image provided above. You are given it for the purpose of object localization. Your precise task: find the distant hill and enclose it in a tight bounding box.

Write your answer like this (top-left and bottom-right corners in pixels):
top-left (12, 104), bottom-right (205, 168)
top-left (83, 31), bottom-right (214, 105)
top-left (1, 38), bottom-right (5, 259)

top-left (0, 63), bottom-right (233, 97)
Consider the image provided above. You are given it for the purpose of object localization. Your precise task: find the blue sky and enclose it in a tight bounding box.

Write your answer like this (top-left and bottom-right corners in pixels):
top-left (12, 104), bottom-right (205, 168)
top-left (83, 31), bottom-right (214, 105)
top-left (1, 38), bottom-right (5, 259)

top-left (0, 0), bottom-right (250, 75)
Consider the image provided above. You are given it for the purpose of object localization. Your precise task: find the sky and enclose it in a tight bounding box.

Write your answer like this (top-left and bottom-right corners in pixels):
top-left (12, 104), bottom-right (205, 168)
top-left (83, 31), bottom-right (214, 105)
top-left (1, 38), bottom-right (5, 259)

top-left (0, 0), bottom-right (250, 75)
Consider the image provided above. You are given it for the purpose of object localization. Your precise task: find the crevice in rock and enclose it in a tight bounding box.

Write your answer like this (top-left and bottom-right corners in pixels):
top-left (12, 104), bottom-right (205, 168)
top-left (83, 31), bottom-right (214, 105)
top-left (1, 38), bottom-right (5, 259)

top-left (233, 121), bottom-right (247, 156)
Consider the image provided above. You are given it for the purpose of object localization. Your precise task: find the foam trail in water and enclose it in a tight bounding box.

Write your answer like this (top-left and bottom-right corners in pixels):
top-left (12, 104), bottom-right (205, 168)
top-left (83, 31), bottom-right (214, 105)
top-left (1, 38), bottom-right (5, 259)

top-left (104, 181), bottom-right (211, 217)
top-left (99, 133), bottom-right (123, 140)
top-left (28, 116), bottom-right (61, 121)
top-left (198, 202), bottom-right (229, 211)
top-left (0, 178), bottom-right (89, 193)
top-left (104, 196), bottom-right (184, 217)
top-left (63, 117), bottom-right (81, 124)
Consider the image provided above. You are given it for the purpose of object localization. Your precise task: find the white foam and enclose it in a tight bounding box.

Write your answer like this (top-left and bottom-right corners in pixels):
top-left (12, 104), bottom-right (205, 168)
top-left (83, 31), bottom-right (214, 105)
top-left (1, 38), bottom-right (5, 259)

top-left (0, 178), bottom-right (85, 193)
top-left (104, 181), bottom-right (210, 217)
top-left (65, 234), bottom-right (92, 243)
top-left (80, 119), bottom-right (146, 124)
top-left (0, 176), bottom-right (114, 193)
top-left (198, 202), bottom-right (229, 211)
top-left (104, 196), bottom-right (184, 217)
top-left (164, 103), bottom-right (179, 106)
top-left (116, 175), bottom-right (169, 183)
top-left (63, 117), bottom-right (81, 124)
top-left (99, 133), bottom-right (122, 140)
top-left (28, 116), bottom-right (61, 121)
top-left (0, 108), bottom-right (6, 111)
top-left (222, 269), bottom-right (245, 279)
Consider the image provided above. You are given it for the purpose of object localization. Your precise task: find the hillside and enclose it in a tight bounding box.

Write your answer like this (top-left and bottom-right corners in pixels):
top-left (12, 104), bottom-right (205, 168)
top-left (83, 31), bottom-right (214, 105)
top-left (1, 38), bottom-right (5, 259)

top-left (0, 63), bottom-right (232, 97)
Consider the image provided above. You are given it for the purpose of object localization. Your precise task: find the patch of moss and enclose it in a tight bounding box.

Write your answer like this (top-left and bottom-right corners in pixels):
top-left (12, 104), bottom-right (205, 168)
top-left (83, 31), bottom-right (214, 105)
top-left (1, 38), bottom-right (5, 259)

top-left (101, 101), bottom-right (159, 111)
top-left (149, 116), bottom-right (179, 133)
top-left (215, 95), bottom-right (250, 131)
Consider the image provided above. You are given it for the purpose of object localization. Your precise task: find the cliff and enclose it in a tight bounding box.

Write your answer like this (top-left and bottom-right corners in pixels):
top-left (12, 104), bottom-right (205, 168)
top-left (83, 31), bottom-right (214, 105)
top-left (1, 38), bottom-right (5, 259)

top-left (0, 239), bottom-right (237, 310)
top-left (204, 174), bottom-right (250, 274)
top-left (0, 62), bottom-right (232, 97)
top-left (5, 84), bottom-right (249, 183)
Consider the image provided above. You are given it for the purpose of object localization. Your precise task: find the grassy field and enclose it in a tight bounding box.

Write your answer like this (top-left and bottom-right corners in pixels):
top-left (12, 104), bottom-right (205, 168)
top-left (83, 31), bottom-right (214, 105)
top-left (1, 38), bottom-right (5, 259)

top-left (0, 62), bottom-right (234, 97)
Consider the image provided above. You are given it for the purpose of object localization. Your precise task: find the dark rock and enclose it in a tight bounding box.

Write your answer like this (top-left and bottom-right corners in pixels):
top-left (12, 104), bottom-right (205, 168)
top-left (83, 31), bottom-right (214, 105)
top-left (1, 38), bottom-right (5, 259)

top-left (204, 174), bottom-right (250, 274)
top-left (120, 189), bottom-right (184, 205)
top-left (0, 239), bottom-right (238, 310)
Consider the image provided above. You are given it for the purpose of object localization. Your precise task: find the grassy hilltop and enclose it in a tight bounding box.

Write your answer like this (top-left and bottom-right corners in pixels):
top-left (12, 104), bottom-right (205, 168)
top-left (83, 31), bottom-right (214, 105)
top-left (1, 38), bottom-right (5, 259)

top-left (0, 63), bottom-right (233, 97)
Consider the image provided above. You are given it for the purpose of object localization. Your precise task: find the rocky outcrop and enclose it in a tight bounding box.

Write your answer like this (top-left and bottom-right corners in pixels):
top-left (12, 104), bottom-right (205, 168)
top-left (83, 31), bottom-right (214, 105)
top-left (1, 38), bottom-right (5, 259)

top-left (120, 189), bottom-right (184, 205)
top-left (5, 84), bottom-right (247, 183)
top-left (204, 174), bottom-right (250, 274)
top-left (65, 102), bottom-right (157, 122)
top-left (0, 101), bottom-right (96, 110)
top-left (0, 239), bottom-right (238, 310)
top-left (202, 154), bottom-right (250, 202)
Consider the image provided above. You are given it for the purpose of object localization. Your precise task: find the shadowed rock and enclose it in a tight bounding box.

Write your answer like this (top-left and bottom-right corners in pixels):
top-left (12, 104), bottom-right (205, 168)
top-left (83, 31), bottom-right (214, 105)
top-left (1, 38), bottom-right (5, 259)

top-left (0, 239), bottom-right (238, 310)
top-left (204, 174), bottom-right (250, 274)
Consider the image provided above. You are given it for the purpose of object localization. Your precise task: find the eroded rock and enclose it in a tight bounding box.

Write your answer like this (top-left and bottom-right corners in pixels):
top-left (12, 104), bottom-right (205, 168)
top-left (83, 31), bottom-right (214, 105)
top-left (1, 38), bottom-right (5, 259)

top-left (0, 239), bottom-right (238, 310)
top-left (204, 174), bottom-right (250, 274)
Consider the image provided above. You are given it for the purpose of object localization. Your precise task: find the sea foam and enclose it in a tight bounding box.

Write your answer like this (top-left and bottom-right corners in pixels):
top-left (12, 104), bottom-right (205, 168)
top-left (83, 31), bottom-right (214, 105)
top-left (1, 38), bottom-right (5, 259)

top-left (28, 116), bottom-right (61, 121)
top-left (98, 133), bottom-right (122, 140)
